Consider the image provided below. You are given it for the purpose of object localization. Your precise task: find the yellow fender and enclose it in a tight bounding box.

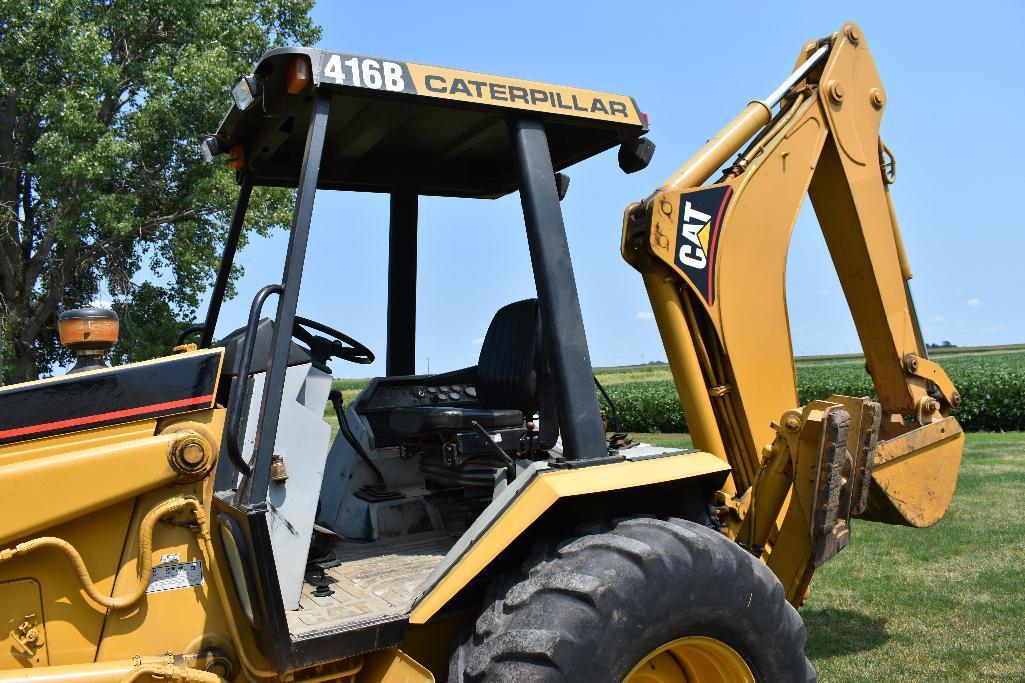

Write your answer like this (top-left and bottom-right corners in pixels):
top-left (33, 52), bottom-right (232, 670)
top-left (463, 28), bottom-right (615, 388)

top-left (410, 450), bottom-right (730, 624)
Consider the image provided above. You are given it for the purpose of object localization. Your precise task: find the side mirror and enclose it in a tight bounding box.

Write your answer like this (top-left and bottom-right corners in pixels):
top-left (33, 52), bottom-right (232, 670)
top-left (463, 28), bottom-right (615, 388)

top-left (555, 172), bottom-right (571, 201)
top-left (618, 137), bottom-right (656, 174)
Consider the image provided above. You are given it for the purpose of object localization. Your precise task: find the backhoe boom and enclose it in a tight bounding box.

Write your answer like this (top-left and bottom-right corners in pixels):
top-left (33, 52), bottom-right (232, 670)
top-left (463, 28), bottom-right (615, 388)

top-left (622, 22), bottom-right (964, 605)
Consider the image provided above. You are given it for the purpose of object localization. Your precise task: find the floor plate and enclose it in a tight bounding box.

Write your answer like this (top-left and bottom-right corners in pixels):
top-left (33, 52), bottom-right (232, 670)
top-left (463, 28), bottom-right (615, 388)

top-left (287, 530), bottom-right (457, 637)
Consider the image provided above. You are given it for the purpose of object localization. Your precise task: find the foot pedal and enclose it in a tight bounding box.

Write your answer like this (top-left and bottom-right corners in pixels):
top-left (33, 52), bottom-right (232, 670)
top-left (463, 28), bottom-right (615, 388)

top-left (304, 566), bottom-right (335, 597)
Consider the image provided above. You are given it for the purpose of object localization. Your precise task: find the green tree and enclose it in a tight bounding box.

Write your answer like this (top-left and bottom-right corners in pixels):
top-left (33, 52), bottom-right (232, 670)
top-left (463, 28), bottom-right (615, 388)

top-left (0, 0), bottom-right (320, 382)
top-left (109, 282), bottom-right (188, 365)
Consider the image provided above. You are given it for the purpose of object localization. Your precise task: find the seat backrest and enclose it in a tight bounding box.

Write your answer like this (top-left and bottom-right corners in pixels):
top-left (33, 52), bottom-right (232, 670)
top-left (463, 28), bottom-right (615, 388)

top-left (476, 299), bottom-right (541, 412)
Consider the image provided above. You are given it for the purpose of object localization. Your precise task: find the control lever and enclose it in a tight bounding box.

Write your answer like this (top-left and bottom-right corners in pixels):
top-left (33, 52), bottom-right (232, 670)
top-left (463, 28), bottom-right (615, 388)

top-left (329, 390), bottom-right (402, 501)
top-left (470, 420), bottom-right (517, 484)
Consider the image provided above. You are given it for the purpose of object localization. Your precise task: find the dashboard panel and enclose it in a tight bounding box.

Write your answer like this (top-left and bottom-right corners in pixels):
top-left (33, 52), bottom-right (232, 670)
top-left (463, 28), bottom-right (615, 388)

top-left (352, 368), bottom-right (479, 449)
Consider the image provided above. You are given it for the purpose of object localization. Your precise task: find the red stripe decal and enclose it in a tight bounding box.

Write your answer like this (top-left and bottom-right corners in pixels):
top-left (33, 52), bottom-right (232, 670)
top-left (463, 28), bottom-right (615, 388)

top-left (705, 186), bottom-right (733, 305)
top-left (0, 394), bottom-right (214, 440)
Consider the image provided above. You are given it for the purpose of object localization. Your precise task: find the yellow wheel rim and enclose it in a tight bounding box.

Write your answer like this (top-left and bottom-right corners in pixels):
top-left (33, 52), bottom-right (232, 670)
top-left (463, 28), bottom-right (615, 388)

top-left (624, 636), bottom-right (755, 683)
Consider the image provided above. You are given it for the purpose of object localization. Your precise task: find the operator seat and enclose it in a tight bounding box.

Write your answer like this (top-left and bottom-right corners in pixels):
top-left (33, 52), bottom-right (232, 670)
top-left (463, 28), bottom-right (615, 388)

top-left (390, 298), bottom-right (542, 439)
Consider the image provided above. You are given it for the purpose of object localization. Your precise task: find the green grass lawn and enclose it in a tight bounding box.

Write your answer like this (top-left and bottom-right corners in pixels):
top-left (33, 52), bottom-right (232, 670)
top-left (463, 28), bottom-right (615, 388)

top-left (638, 431), bottom-right (1025, 682)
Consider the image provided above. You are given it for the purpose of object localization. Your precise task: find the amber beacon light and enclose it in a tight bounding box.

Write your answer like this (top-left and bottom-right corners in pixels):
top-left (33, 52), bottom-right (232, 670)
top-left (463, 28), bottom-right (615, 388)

top-left (58, 307), bottom-right (119, 373)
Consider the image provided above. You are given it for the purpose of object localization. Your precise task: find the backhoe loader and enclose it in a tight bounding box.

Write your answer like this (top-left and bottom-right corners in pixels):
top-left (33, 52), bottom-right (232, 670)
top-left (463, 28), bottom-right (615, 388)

top-left (0, 21), bottom-right (962, 682)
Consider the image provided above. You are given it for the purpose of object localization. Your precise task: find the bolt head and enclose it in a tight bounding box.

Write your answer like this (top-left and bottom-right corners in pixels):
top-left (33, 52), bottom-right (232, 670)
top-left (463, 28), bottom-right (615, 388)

top-left (846, 25), bottom-right (861, 44)
top-left (783, 415), bottom-right (802, 432)
top-left (181, 443), bottom-right (205, 465)
top-left (952, 392), bottom-right (962, 407)
top-left (827, 80), bottom-right (845, 104)
top-left (168, 435), bottom-right (212, 480)
top-left (870, 88), bottom-right (885, 109)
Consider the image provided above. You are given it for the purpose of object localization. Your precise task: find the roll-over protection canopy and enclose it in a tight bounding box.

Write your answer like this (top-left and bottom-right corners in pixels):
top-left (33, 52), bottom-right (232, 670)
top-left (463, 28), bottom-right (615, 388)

top-left (210, 47), bottom-right (648, 198)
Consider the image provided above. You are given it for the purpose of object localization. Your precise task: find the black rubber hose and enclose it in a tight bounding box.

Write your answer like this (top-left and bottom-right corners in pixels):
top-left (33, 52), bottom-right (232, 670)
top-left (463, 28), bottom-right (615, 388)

top-left (329, 389), bottom-right (385, 487)
top-left (593, 375), bottom-right (621, 434)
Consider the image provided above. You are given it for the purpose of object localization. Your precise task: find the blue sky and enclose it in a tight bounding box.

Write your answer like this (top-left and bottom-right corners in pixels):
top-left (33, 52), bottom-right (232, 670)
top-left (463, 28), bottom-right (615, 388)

top-left (207, 1), bottom-right (1025, 378)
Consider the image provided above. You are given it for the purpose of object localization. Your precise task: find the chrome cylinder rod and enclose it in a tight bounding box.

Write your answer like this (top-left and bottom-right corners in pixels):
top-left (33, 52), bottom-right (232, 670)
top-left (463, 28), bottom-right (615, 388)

top-left (760, 43), bottom-right (830, 109)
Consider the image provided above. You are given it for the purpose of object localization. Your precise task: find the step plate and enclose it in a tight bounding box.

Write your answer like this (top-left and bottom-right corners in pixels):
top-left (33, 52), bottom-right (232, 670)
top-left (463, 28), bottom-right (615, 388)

top-left (287, 530), bottom-right (457, 637)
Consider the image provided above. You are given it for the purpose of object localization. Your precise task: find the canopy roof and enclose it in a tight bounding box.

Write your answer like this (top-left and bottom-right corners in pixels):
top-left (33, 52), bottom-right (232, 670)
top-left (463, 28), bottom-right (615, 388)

top-left (211, 47), bottom-right (648, 198)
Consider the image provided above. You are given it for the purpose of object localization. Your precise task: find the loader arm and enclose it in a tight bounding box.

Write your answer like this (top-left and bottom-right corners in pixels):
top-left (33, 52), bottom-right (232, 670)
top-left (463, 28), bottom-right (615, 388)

top-left (622, 22), bottom-right (964, 605)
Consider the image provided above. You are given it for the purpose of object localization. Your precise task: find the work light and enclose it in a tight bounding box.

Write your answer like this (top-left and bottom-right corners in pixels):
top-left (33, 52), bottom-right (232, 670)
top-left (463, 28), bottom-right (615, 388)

top-left (201, 135), bottom-right (222, 162)
top-left (231, 74), bottom-right (262, 110)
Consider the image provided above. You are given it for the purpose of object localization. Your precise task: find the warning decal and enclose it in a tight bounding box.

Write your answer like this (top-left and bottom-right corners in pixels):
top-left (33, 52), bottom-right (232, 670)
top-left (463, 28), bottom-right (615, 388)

top-left (147, 560), bottom-right (204, 594)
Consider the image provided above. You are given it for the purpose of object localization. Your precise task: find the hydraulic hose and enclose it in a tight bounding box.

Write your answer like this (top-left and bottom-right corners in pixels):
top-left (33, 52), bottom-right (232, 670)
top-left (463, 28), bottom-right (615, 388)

top-left (720, 91), bottom-right (808, 182)
top-left (0, 497), bottom-right (195, 610)
top-left (0, 656), bottom-right (226, 682)
top-left (176, 498), bottom-right (279, 681)
top-left (0, 496), bottom-right (279, 680)
top-left (120, 664), bottom-right (226, 682)
top-left (593, 376), bottom-right (621, 433)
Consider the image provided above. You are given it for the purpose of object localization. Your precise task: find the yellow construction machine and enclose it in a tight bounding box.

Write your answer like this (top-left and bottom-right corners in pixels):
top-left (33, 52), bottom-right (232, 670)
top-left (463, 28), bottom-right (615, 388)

top-left (0, 22), bottom-right (962, 682)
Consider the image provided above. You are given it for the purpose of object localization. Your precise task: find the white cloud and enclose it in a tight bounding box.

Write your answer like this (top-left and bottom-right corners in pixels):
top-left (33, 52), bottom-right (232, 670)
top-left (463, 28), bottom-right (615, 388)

top-left (634, 311), bottom-right (655, 320)
top-left (470, 337), bottom-right (485, 346)
top-left (90, 299), bottom-right (113, 309)
top-left (965, 298), bottom-right (983, 307)
top-left (930, 316), bottom-right (945, 324)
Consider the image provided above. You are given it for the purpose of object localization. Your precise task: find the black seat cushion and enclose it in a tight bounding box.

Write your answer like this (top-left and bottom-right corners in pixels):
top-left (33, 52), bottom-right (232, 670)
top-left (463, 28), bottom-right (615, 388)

top-left (477, 299), bottom-right (541, 411)
top-left (390, 406), bottom-right (523, 436)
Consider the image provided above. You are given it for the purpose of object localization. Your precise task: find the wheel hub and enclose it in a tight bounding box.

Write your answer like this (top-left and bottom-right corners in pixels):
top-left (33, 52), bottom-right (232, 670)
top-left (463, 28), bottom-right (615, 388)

top-left (625, 636), bottom-right (755, 683)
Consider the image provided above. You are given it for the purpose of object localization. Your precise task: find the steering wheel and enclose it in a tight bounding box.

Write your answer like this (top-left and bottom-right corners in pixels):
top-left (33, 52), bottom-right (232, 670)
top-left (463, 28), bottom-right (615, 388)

top-left (292, 315), bottom-right (375, 365)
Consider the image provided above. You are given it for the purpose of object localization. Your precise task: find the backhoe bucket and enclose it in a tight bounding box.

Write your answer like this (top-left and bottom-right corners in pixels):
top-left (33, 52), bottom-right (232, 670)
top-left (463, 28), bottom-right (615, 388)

top-left (858, 417), bottom-right (964, 527)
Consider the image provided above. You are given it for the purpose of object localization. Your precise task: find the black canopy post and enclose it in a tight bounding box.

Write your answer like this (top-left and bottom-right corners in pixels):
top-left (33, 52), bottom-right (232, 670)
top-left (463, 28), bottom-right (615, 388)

top-left (201, 175), bottom-right (253, 348)
top-left (243, 91), bottom-right (331, 504)
top-left (510, 118), bottom-right (608, 461)
top-left (386, 189), bottom-right (418, 376)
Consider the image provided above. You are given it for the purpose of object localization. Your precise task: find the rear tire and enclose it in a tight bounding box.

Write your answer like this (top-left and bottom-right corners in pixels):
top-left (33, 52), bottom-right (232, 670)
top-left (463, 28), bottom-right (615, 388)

top-left (448, 516), bottom-right (815, 682)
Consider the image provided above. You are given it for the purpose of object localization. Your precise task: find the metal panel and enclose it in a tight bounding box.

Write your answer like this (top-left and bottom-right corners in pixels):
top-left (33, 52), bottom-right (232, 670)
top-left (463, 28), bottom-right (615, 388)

top-left (266, 365), bottom-right (333, 610)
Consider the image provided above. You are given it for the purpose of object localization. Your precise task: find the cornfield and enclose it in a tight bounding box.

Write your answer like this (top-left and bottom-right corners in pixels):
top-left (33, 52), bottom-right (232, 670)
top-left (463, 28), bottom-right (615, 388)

top-left (601, 349), bottom-right (1025, 433)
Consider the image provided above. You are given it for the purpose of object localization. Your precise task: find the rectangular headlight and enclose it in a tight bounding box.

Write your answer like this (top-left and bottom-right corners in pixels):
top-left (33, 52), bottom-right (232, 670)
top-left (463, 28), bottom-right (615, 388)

top-left (231, 74), bottom-right (262, 110)
top-left (201, 136), bottom-right (220, 163)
